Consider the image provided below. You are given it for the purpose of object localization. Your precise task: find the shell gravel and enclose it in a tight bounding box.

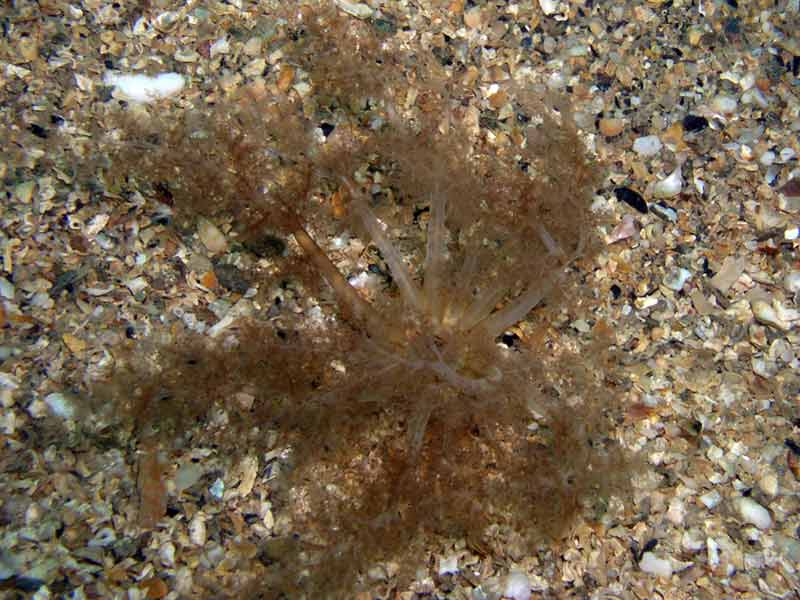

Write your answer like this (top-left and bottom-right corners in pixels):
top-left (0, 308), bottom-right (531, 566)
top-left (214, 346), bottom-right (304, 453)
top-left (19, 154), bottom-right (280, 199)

top-left (1, 0), bottom-right (800, 598)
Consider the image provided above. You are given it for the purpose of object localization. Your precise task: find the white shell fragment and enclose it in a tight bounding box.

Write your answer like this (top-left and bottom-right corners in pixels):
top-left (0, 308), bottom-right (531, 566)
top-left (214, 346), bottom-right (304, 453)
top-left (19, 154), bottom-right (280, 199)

top-left (733, 496), bottom-right (772, 529)
top-left (639, 552), bottom-right (673, 577)
top-left (653, 165), bottom-right (683, 198)
top-left (103, 72), bottom-right (185, 103)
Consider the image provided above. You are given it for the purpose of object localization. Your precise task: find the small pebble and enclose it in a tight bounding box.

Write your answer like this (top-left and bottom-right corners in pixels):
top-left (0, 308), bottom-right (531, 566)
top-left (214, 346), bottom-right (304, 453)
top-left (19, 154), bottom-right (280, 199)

top-left (775, 535), bottom-right (800, 563)
top-left (733, 496), bottom-right (772, 529)
top-left (125, 276), bottom-right (148, 295)
top-left (710, 256), bottom-right (745, 293)
top-left (104, 72), bottom-right (184, 103)
top-left (197, 218), bottom-right (228, 255)
top-left (89, 527), bottom-right (117, 547)
top-left (189, 512), bottom-right (207, 545)
top-left (599, 117), bottom-right (624, 137)
top-left (464, 7), bottom-right (482, 28)
top-left (651, 202), bottom-right (677, 223)
top-left (0, 277), bottom-right (14, 299)
top-left (759, 472), bottom-right (779, 496)
top-left (607, 214), bottom-right (638, 243)
top-left (633, 135), bottom-right (662, 157)
top-left (160, 542), bottom-right (176, 567)
top-left (614, 187), bottom-right (648, 213)
top-left (175, 462), bottom-right (204, 493)
top-left (639, 552), bottom-right (673, 577)
top-left (438, 555), bottom-right (459, 575)
top-left (503, 570), bottom-right (531, 600)
top-left (214, 264), bottom-right (250, 294)
top-left (783, 271), bottom-right (800, 293)
top-left (779, 179), bottom-right (800, 198)
top-left (334, 0), bottom-right (373, 19)
top-left (699, 489), bottom-right (721, 509)
top-left (760, 150), bottom-right (776, 166)
top-left (682, 114), bottom-right (708, 132)
top-left (707, 537), bottom-right (720, 568)
top-left (538, 0), bottom-right (559, 16)
top-left (44, 392), bottom-right (76, 419)
top-left (14, 181), bottom-right (36, 203)
top-left (209, 37), bottom-right (229, 57)
top-left (711, 94), bottom-right (738, 114)
top-left (663, 267), bottom-right (691, 291)
top-left (210, 478), bottom-right (225, 500)
top-left (752, 299), bottom-right (791, 332)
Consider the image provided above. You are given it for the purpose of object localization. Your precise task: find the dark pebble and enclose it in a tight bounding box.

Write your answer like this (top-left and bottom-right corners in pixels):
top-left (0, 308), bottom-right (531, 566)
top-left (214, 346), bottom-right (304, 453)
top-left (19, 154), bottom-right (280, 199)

top-left (682, 114), bottom-right (708, 133)
top-left (614, 187), bottom-right (648, 214)
top-left (29, 123), bottom-right (48, 139)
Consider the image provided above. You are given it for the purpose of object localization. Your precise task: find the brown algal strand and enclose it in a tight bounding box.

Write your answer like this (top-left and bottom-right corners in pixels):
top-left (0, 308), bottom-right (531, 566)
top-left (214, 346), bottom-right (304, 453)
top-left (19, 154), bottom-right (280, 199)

top-left (93, 4), bottom-right (637, 598)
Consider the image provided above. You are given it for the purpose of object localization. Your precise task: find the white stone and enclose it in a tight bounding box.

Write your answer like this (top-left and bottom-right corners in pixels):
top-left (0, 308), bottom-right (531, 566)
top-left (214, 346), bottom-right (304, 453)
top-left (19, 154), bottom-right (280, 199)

top-left (733, 496), bottom-right (772, 529)
top-left (209, 37), bottom-right (229, 58)
top-left (759, 472), bottom-right (779, 496)
top-left (438, 555), bottom-right (459, 575)
top-left (640, 552), bottom-right (673, 577)
top-left (711, 94), bottom-right (738, 114)
top-left (539, 0), bottom-right (559, 15)
top-left (160, 542), bottom-right (176, 567)
top-left (189, 512), bottom-right (207, 545)
top-left (633, 135), bottom-right (662, 157)
top-left (44, 392), bottom-right (76, 419)
top-left (334, 0), bottom-right (373, 18)
top-left (0, 277), bottom-right (14, 299)
top-left (699, 489), bottom-right (721, 509)
top-left (739, 72), bottom-right (756, 90)
top-left (752, 299), bottom-right (791, 332)
top-left (663, 267), bottom-right (691, 291)
top-left (125, 276), bottom-right (149, 295)
top-left (104, 72), bottom-right (184, 103)
top-left (707, 537), bottom-right (720, 568)
top-left (760, 150), bottom-right (776, 166)
top-left (503, 570), bottom-right (531, 600)
top-left (667, 498), bottom-right (686, 525)
top-left (197, 218), bottom-right (227, 255)
top-left (783, 271), bottom-right (800, 293)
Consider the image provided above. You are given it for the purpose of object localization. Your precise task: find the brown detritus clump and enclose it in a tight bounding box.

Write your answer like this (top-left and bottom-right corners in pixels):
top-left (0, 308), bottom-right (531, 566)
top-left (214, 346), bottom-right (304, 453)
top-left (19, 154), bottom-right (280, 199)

top-left (90, 3), bottom-right (638, 597)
